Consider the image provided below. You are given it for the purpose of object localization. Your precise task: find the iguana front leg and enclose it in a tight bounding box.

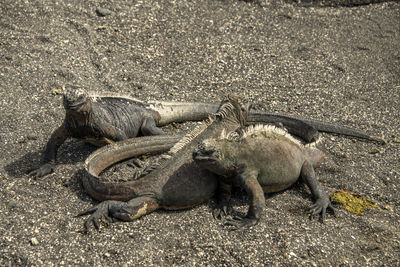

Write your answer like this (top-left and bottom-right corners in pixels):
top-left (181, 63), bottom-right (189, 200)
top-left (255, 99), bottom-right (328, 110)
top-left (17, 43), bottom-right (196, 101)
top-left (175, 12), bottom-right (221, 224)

top-left (29, 124), bottom-right (71, 178)
top-left (78, 197), bottom-right (159, 232)
top-left (212, 182), bottom-right (232, 220)
top-left (141, 116), bottom-right (165, 136)
top-left (225, 171), bottom-right (265, 229)
top-left (301, 160), bottom-right (334, 222)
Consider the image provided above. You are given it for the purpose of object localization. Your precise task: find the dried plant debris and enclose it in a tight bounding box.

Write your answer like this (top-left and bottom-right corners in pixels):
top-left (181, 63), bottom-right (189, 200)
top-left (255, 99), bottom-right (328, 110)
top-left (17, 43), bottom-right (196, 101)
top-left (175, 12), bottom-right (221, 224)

top-left (331, 190), bottom-right (378, 215)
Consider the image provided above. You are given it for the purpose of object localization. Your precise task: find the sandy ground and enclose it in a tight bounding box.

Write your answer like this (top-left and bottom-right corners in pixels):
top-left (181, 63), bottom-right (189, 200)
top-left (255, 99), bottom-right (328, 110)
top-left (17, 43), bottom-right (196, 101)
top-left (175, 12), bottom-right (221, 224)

top-left (0, 0), bottom-right (399, 266)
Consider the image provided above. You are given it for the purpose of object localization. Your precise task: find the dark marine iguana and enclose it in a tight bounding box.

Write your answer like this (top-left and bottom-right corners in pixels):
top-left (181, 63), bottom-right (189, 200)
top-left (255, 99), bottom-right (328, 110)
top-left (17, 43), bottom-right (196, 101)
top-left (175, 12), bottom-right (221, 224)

top-left (79, 95), bottom-right (250, 231)
top-left (28, 85), bottom-right (227, 178)
top-left (192, 124), bottom-right (334, 229)
top-left (29, 85), bottom-right (383, 178)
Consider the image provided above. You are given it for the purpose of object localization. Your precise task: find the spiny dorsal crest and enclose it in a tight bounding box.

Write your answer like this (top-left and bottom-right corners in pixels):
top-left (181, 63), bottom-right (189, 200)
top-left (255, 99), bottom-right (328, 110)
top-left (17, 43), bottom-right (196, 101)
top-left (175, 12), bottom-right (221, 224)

top-left (169, 95), bottom-right (246, 155)
top-left (168, 116), bottom-right (215, 155)
top-left (215, 95), bottom-right (248, 126)
top-left (220, 124), bottom-right (322, 148)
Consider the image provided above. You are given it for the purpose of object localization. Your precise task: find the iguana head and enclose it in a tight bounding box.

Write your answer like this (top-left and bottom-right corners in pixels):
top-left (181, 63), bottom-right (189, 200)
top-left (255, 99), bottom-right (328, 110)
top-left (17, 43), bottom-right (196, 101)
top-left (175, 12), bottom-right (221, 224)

top-left (63, 85), bottom-right (90, 111)
top-left (193, 138), bottom-right (244, 177)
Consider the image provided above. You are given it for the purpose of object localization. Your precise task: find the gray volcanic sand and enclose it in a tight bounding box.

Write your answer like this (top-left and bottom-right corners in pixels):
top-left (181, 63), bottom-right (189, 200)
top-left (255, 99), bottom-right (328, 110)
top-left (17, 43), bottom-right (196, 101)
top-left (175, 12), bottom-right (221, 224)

top-left (0, 0), bottom-right (399, 266)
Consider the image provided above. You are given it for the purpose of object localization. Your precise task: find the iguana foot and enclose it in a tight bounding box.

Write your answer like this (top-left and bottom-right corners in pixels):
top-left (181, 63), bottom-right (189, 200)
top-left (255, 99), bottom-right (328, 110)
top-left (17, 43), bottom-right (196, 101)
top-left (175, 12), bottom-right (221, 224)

top-left (127, 158), bottom-right (144, 180)
top-left (141, 161), bottom-right (159, 175)
top-left (126, 158), bottom-right (143, 168)
top-left (28, 163), bottom-right (54, 178)
top-left (224, 216), bottom-right (259, 230)
top-left (307, 197), bottom-right (335, 222)
top-left (78, 200), bottom-right (121, 232)
top-left (131, 161), bottom-right (161, 179)
top-left (212, 202), bottom-right (231, 220)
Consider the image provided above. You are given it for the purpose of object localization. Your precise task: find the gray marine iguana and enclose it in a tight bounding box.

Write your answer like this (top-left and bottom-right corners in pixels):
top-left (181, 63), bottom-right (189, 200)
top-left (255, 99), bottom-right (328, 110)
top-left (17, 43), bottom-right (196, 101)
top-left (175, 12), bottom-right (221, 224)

top-left (193, 124), bottom-right (334, 229)
top-left (29, 85), bottom-right (383, 178)
top-left (79, 95), bottom-right (250, 231)
top-left (28, 85), bottom-right (228, 178)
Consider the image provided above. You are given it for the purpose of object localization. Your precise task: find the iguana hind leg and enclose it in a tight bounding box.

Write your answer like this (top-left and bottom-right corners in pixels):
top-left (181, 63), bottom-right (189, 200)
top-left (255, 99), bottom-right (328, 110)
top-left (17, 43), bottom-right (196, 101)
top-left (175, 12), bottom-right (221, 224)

top-left (141, 117), bottom-right (165, 136)
top-left (79, 197), bottom-right (159, 232)
top-left (301, 161), bottom-right (334, 222)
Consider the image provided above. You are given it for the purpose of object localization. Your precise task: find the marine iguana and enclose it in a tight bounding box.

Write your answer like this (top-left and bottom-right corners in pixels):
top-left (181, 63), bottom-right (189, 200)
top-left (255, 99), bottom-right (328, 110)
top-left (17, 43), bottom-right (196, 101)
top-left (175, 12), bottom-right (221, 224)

top-left (29, 85), bottom-right (383, 178)
top-left (28, 85), bottom-right (227, 178)
top-left (193, 124), bottom-right (334, 229)
top-left (79, 95), bottom-right (250, 231)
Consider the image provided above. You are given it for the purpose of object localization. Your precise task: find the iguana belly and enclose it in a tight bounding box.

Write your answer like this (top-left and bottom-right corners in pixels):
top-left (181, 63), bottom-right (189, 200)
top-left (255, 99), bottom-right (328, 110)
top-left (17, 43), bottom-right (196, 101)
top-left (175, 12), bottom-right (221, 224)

top-left (159, 164), bottom-right (218, 210)
top-left (257, 163), bottom-right (302, 193)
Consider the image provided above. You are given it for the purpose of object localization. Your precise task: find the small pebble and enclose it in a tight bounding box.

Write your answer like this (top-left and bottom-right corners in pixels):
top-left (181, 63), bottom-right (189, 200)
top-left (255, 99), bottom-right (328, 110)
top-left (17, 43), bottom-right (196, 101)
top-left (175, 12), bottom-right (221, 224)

top-left (30, 237), bottom-right (39, 246)
top-left (96, 7), bottom-right (112, 17)
top-left (368, 148), bottom-right (380, 154)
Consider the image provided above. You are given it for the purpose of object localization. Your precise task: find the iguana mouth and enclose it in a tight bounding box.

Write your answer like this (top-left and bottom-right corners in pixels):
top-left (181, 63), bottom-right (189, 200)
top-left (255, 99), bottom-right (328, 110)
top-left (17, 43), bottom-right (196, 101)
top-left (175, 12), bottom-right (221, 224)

top-left (64, 100), bottom-right (88, 110)
top-left (192, 151), bottom-right (216, 163)
top-left (193, 155), bottom-right (214, 162)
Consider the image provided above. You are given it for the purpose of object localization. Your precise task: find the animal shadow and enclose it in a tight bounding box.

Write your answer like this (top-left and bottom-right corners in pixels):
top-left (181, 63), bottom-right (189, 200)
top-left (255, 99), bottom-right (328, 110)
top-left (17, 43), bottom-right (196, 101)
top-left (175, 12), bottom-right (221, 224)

top-left (4, 141), bottom-right (97, 178)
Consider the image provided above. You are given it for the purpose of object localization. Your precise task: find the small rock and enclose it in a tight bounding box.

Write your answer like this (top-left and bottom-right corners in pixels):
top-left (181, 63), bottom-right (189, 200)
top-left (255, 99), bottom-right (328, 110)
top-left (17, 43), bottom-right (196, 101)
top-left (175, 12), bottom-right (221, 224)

top-left (18, 135), bottom-right (38, 143)
top-left (17, 137), bottom-right (29, 143)
top-left (381, 205), bottom-right (392, 211)
top-left (96, 7), bottom-right (112, 17)
top-left (368, 148), bottom-right (380, 154)
top-left (52, 88), bottom-right (63, 95)
top-left (30, 237), bottom-right (39, 246)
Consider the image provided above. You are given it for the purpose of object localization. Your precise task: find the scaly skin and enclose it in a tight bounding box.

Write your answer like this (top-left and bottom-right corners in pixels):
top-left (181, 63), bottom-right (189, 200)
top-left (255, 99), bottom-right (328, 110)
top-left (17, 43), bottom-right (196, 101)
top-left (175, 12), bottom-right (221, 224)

top-left (193, 124), bottom-right (334, 229)
top-left (79, 95), bottom-right (250, 231)
top-left (28, 86), bottom-right (230, 178)
top-left (247, 110), bottom-right (384, 144)
top-left (30, 85), bottom-right (383, 178)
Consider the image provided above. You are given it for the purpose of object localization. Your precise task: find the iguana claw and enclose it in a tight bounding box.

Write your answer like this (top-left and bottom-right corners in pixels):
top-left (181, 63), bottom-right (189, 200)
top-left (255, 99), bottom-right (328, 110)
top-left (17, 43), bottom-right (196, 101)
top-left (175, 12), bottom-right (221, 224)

top-left (224, 216), bottom-right (259, 230)
top-left (28, 163), bottom-right (54, 178)
top-left (78, 200), bottom-right (120, 232)
top-left (126, 158), bottom-right (143, 168)
top-left (307, 197), bottom-right (335, 222)
top-left (212, 203), bottom-right (231, 220)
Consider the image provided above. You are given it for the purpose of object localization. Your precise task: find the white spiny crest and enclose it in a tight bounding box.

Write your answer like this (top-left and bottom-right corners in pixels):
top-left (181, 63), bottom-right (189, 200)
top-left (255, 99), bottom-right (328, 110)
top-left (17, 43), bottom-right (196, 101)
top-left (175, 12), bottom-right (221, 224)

top-left (88, 90), bottom-right (144, 104)
top-left (215, 102), bottom-right (234, 119)
top-left (168, 96), bottom-right (242, 155)
top-left (219, 124), bottom-right (321, 148)
top-left (168, 116), bottom-right (215, 155)
top-left (219, 127), bottom-right (240, 141)
top-left (215, 95), bottom-right (242, 119)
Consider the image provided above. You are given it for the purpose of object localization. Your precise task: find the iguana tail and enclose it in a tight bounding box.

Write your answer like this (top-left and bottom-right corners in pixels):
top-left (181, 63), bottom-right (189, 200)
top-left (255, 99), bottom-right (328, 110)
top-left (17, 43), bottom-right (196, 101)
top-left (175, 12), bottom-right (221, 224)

top-left (82, 135), bottom-right (181, 201)
top-left (250, 111), bottom-right (385, 144)
top-left (246, 112), bottom-right (319, 143)
top-left (148, 101), bottom-right (318, 143)
top-left (151, 101), bottom-right (384, 144)
top-left (148, 101), bottom-right (219, 125)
